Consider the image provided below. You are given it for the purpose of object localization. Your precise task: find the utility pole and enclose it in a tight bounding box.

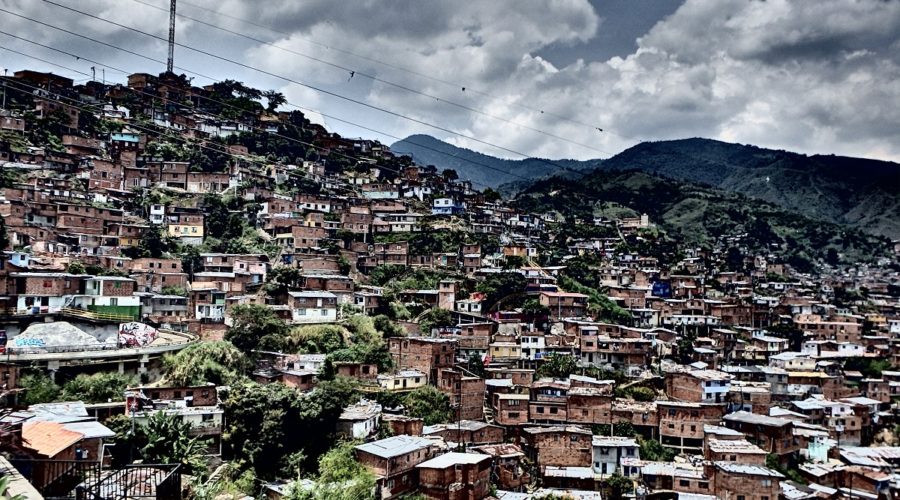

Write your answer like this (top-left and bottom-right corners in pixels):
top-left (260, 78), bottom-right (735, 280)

top-left (166, 0), bottom-right (177, 73)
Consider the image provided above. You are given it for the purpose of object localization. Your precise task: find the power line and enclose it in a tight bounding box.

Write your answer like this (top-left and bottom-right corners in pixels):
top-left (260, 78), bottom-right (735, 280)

top-left (0, 15), bottom-right (570, 186)
top-left (169, 0), bottom-right (632, 143)
top-left (0, 34), bottom-right (534, 187)
top-left (1, 77), bottom-right (270, 169)
top-left (34, 0), bottom-right (590, 178)
top-left (126, 0), bottom-right (615, 157)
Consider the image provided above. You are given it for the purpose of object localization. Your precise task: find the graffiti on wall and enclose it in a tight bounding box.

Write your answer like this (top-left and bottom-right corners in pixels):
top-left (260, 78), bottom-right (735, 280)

top-left (118, 322), bottom-right (159, 347)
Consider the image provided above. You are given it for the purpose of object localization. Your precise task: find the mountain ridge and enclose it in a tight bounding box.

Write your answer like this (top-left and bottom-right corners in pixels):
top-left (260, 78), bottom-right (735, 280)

top-left (390, 135), bottom-right (900, 238)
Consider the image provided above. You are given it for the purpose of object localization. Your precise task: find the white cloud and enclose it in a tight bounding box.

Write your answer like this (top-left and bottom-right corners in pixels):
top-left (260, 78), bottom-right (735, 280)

top-left (2, 0), bottom-right (899, 162)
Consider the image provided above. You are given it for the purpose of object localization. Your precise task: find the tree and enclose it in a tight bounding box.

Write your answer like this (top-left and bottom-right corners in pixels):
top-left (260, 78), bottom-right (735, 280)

top-left (265, 265), bottom-right (303, 297)
top-left (605, 473), bottom-right (633, 500)
top-left (466, 354), bottom-right (485, 378)
top-left (288, 324), bottom-right (346, 354)
top-left (141, 411), bottom-right (208, 476)
top-left (262, 90), bottom-right (286, 113)
top-left (638, 437), bottom-right (674, 461)
top-left (404, 386), bottom-right (452, 425)
top-left (418, 308), bottom-right (452, 335)
top-left (441, 169), bottom-right (458, 182)
top-left (163, 341), bottom-right (248, 386)
top-left (627, 386), bottom-right (656, 402)
top-left (288, 440), bottom-right (376, 500)
top-left (521, 298), bottom-right (550, 317)
top-left (61, 372), bottom-right (135, 403)
top-left (536, 353), bottom-right (578, 379)
top-left (482, 188), bottom-right (502, 203)
top-left (65, 261), bottom-right (87, 274)
top-left (373, 315), bottom-right (404, 338)
top-left (225, 304), bottom-right (288, 355)
top-left (139, 224), bottom-right (173, 258)
top-left (19, 372), bottom-right (60, 405)
top-left (223, 379), bottom-right (358, 478)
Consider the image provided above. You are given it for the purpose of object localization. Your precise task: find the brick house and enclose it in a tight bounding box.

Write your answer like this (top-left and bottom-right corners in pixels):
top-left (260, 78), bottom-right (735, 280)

top-left (658, 402), bottom-right (726, 454)
top-left (722, 411), bottom-right (799, 460)
top-left (665, 369), bottom-right (732, 403)
top-left (521, 425), bottom-right (592, 469)
top-left (382, 415), bottom-right (424, 436)
top-left (422, 421), bottom-right (504, 446)
top-left (493, 394), bottom-right (529, 426)
top-left (355, 435), bottom-right (444, 499)
top-left (469, 443), bottom-right (530, 492)
top-left (437, 368), bottom-right (485, 421)
top-left (529, 380), bottom-right (569, 424)
top-left (388, 338), bottom-right (457, 382)
top-left (711, 462), bottom-right (784, 500)
top-left (415, 452), bottom-right (492, 500)
top-left (566, 386), bottom-right (614, 426)
top-left (539, 291), bottom-right (588, 319)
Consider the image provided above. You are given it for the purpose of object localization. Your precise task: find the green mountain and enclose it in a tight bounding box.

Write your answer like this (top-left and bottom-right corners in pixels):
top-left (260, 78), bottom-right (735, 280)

top-left (391, 135), bottom-right (900, 239)
top-left (389, 134), bottom-right (598, 190)
top-left (513, 170), bottom-right (892, 268)
top-left (601, 139), bottom-right (900, 239)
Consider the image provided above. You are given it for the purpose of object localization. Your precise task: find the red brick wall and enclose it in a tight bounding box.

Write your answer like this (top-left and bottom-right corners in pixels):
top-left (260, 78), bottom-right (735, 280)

top-left (526, 430), bottom-right (592, 468)
top-left (666, 373), bottom-right (705, 402)
top-left (102, 280), bottom-right (135, 296)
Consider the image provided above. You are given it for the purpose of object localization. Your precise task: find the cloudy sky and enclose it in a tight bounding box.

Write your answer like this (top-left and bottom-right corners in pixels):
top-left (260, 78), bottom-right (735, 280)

top-left (2, 0), bottom-right (900, 163)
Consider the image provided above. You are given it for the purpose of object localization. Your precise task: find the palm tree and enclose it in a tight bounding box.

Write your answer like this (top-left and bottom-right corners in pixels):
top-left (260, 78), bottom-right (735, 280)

top-left (140, 412), bottom-right (208, 477)
top-left (262, 90), bottom-right (286, 113)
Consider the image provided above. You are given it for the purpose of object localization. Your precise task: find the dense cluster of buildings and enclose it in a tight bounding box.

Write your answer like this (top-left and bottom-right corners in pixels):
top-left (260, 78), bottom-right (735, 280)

top-left (1, 68), bottom-right (899, 500)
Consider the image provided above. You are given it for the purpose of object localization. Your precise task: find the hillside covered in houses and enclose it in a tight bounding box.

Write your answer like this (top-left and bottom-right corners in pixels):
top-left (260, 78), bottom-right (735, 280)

top-left (0, 68), bottom-right (899, 500)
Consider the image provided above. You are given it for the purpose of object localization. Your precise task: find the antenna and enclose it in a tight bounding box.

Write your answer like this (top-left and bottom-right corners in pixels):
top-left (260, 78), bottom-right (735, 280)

top-left (166, 0), bottom-right (176, 73)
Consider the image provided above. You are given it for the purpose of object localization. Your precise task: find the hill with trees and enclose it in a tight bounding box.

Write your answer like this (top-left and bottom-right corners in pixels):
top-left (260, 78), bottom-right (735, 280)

top-left (513, 170), bottom-right (892, 270)
top-left (392, 135), bottom-right (900, 238)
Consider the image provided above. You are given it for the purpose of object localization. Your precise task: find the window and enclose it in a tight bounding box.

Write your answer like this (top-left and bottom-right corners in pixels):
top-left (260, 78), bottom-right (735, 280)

top-left (174, 391), bottom-right (182, 398)
top-left (679, 480), bottom-right (690, 487)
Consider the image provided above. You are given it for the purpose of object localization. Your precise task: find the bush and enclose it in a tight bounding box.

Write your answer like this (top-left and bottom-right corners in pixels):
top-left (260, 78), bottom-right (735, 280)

top-left (61, 372), bottom-right (135, 403)
top-left (19, 372), bottom-right (60, 405)
top-left (628, 386), bottom-right (656, 402)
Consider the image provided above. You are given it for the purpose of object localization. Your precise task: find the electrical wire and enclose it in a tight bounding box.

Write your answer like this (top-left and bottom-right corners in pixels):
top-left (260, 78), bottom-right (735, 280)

top-left (169, 0), bottom-right (632, 142)
top-left (0, 28), bottom-right (554, 186)
top-left (126, 0), bottom-right (616, 157)
top-left (32, 0), bottom-right (591, 178)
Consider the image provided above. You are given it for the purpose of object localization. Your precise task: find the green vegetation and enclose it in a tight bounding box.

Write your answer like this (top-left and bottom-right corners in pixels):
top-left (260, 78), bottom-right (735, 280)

top-left (288, 440), bottom-right (376, 500)
top-left (140, 411), bottom-right (209, 477)
top-left (18, 372), bottom-right (61, 405)
top-left (515, 170), bottom-right (892, 264)
top-left (223, 377), bottom-right (359, 478)
top-left (225, 304), bottom-right (289, 355)
top-left (403, 385), bottom-right (453, 425)
top-left (418, 308), bottom-right (453, 335)
top-left (536, 353), bottom-right (578, 379)
top-left (163, 341), bottom-right (249, 386)
top-left (60, 372), bottom-right (135, 403)
top-left (639, 437), bottom-right (675, 461)
top-left (592, 421), bottom-right (636, 438)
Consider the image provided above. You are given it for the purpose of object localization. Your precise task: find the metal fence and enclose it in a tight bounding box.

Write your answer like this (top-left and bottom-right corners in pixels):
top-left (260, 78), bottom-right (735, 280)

top-left (82, 464), bottom-right (182, 500)
top-left (9, 460), bottom-right (182, 500)
top-left (9, 459), bottom-right (101, 500)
